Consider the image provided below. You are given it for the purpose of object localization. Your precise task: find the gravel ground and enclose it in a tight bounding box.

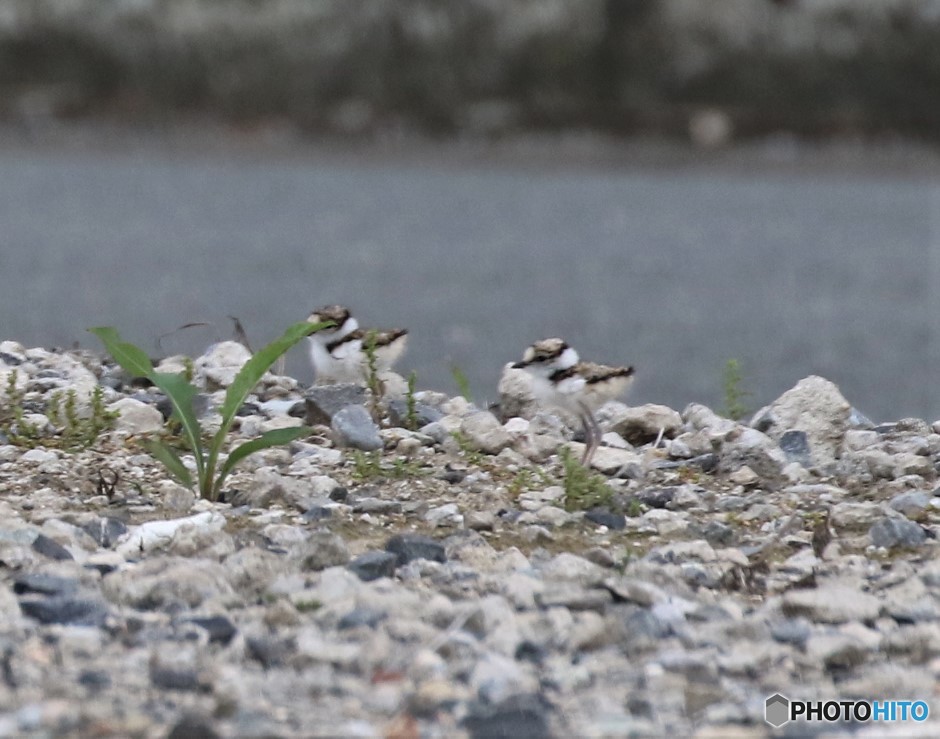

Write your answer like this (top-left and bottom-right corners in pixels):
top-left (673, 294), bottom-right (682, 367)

top-left (0, 338), bottom-right (938, 737)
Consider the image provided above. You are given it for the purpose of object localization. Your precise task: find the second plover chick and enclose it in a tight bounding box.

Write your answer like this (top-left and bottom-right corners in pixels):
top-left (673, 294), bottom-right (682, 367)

top-left (512, 338), bottom-right (635, 466)
top-left (306, 305), bottom-right (408, 385)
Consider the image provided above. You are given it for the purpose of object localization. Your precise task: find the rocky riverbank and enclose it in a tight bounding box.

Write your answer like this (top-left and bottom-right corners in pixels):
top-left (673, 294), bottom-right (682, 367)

top-left (2, 0), bottom-right (940, 141)
top-left (0, 338), bottom-right (938, 737)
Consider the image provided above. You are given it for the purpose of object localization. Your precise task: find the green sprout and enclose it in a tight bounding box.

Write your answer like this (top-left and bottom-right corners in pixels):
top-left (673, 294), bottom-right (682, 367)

top-left (90, 320), bottom-right (331, 501)
top-left (450, 363), bottom-right (473, 402)
top-left (721, 358), bottom-right (752, 421)
top-left (559, 446), bottom-right (613, 511)
top-left (404, 371), bottom-right (419, 431)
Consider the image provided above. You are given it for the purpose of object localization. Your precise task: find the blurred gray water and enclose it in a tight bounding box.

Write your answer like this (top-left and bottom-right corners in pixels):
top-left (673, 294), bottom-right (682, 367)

top-left (1, 142), bottom-right (938, 422)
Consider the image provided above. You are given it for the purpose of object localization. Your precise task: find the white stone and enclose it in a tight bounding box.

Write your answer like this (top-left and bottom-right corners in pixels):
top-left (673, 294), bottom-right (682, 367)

top-left (20, 448), bottom-right (58, 464)
top-left (115, 511), bottom-right (226, 557)
top-left (108, 397), bottom-right (164, 435)
top-left (195, 341), bottom-right (252, 389)
top-left (586, 445), bottom-right (643, 475)
top-left (753, 375), bottom-right (851, 465)
top-left (460, 411), bottom-right (511, 454)
top-left (604, 402), bottom-right (683, 440)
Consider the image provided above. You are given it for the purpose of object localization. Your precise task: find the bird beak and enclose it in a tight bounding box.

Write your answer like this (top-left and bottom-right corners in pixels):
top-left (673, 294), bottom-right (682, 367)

top-left (511, 361), bottom-right (527, 369)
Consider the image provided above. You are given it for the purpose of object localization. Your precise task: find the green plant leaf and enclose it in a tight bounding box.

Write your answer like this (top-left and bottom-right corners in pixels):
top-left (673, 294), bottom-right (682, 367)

top-left (219, 320), bottom-right (331, 423)
top-left (213, 426), bottom-right (311, 496)
top-left (147, 439), bottom-right (193, 487)
top-left (149, 371), bottom-right (205, 470)
top-left (88, 327), bottom-right (155, 378)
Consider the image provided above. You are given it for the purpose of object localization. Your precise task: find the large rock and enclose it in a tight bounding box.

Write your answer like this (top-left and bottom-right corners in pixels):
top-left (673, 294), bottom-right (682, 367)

top-left (195, 341), bottom-right (252, 390)
top-left (602, 402), bottom-right (682, 445)
top-left (460, 411), bottom-right (512, 455)
top-left (108, 397), bottom-right (164, 435)
top-left (497, 364), bottom-right (540, 421)
top-left (782, 584), bottom-right (881, 624)
top-left (751, 376), bottom-right (851, 467)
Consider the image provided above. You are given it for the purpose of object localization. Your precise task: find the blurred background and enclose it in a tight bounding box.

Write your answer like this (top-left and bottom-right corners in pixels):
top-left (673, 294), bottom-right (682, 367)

top-left (1, 0), bottom-right (939, 421)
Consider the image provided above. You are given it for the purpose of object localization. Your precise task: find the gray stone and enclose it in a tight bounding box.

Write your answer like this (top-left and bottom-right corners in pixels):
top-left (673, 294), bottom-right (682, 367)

top-left (184, 615), bottom-right (237, 645)
top-left (536, 585), bottom-right (613, 612)
top-left (102, 558), bottom-right (235, 610)
top-left (637, 488), bottom-right (675, 509)
top-left (587, 446), bottom-right (643, 476)
top-left (348, 551), bottom-right (398, 582)
top-left (386, 534), bottom-right (446, 566)
top-left (831, 501), bottom-right (881, 530)
top-left (584, 509), bottom-right (626, 530)
top-left (13, 573), bottom-right (79, 597)
top-left (889, 491), bottom-right (932, 518)
top-left (719, 428), bottom-right (788, 483)
top-left (304, 384), bottom-right (369, 425)
top-left (331, 405), bottom-right (383, 451)
top-left (18, 596), bottom-right (110, 626)
top-left (30, 533), bottom-right (73, 561)
top-left (149, 645), bottom-right (212, 692)
top-left (770, 618), bottom-right (812, 646)
top-left (301, 506), bottom-right (332, 523)
top-left (459, 411), bottom-right (512, 455)
top-left (337, 607), bottom-right (387, 630)
top-left (425, 503), bottom-right (463, 528)
top-left (387, 399), bottom-right (443, 429)
top-left (869, 517), bottom-right (928, 549)
top-left (782, 585), bottom-right (881, 624)
top-left (778, 429), bottom-right (812, 466)
top-left (806, 633), bottom-right (870, 671)
top-left (291, 531), bottom-right (350, 571)
top-left (703, 521), bottom-right (735, 546)
top-left (539, 553), bottom-right (607, 587)
top-left (882, 579), bottom-right (939, 623)
top-left (167, 715), bottom-right (220, 739)
top-left (352, 497), bottom-right (402, 514)
top-left (463, 694), bottom-right (551, 739)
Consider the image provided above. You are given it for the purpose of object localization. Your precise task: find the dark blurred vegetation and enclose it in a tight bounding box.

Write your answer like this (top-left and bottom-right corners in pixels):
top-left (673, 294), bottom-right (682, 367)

top-left (1, 0), bottom-right (939, 140)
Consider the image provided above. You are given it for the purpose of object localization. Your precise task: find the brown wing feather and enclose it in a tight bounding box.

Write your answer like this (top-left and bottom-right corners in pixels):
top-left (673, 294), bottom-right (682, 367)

top-left (575, 361), bottom-right (635, 385)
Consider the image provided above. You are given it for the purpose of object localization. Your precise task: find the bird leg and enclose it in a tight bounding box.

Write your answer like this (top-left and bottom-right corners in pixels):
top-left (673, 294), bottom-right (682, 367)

top-left (577, 402), bottom-right (602, 467)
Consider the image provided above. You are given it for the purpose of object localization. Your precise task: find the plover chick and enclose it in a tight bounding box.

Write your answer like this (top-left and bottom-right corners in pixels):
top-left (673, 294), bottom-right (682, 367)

top-left (306, 305), bottom-right (408, 385)
top-left (512, 338), bottom-right (635, 466)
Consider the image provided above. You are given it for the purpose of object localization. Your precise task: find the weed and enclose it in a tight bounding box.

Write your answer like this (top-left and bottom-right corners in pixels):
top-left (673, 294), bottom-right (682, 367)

top-left (625, 497), bottom-right (645, 518)
top-left (450, 430), bottom-right (486, 467)
top-left (404, 371), bottom-right (419, 431)
top-left (508, 466), bottom-right (552, 497)
top-left (450, 363), bottom-right (473, 402)
top-left (48, 386), bottom-right (118, 450)
top-left (0, 370), bottom-right (41, 445)
top-left (721, 358), bottom-right (752, 421)
top-left (91, 320), bottom-right (330, 501)
top-left (390, 456), bottom-right (427, 479)
top-left (293, 598), bottom-right (322, 613)
top-left (350, 450), bottom-right (426, 480)
top-left (559, 446), bottom-right (613, 511)
top-left (182, 356), bottom-right (195, 383)
top-left (351, 450), bottom-right (384, 479)
top-left (1, 371), bottom-right (116, 450)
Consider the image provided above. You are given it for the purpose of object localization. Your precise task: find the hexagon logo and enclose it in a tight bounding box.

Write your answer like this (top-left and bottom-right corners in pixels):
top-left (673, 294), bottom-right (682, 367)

top-left (765, 693), bottom-right (790, 728)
